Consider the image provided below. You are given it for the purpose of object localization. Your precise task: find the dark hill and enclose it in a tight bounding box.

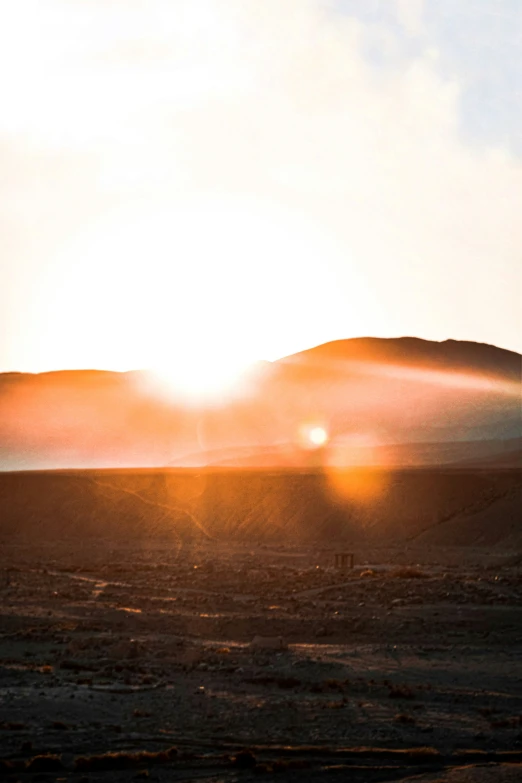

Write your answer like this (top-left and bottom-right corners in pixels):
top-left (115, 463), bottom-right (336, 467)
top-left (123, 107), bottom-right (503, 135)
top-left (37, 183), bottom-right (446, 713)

top-left (285, 337), bottom-right (521, 380)
top-left (0, 467), bottom-right (520, 549)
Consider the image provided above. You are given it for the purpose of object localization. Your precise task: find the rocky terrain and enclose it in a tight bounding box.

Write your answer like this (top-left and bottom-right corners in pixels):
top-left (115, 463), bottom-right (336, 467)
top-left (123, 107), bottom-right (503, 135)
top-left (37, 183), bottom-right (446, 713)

top-left (1, 539), bottom-right (522, 781)
top-left (0, 460), bottom-right (520, 780)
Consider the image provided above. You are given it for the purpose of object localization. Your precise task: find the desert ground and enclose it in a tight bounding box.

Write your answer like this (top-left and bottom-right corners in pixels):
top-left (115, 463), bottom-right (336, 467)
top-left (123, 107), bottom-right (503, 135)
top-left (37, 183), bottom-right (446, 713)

top-left (1, 468), bottom-right (521, 781)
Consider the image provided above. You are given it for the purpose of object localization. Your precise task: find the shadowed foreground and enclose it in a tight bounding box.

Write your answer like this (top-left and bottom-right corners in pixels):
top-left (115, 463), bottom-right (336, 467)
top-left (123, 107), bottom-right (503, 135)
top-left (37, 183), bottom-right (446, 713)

top-left (1, 540), bottom-right (522, 781)
top-left (0, 467), bottom-right (521, 547)
top-left (1, 468), bottom-right (522, 781)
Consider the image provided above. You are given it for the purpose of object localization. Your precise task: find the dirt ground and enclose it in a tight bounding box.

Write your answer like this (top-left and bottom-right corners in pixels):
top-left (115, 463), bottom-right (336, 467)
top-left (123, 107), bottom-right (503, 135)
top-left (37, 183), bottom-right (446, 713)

top-left (1, 541), bottom-right (522, 781)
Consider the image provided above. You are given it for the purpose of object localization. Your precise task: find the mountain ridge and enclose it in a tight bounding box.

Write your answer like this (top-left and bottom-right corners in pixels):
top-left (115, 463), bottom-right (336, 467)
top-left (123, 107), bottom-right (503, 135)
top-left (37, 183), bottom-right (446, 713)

top-left (2, 336), bottom-right (521, 380)
top-left (280, 336), bottom-right (521, 381)
top-left (1, 337), bottom-right (520, 470)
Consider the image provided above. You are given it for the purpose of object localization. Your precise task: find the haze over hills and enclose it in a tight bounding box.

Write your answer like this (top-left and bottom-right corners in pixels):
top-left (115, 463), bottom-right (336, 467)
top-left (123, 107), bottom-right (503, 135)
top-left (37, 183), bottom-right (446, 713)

top-left (283, 336), bottom-right (521, 380)
top-left (0, 337), bottom-right (520, 471)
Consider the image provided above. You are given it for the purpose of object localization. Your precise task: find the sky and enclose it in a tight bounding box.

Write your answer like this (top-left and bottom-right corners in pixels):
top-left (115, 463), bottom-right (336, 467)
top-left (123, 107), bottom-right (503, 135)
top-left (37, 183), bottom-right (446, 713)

top-left (1, 0), bottom-right (521, 384)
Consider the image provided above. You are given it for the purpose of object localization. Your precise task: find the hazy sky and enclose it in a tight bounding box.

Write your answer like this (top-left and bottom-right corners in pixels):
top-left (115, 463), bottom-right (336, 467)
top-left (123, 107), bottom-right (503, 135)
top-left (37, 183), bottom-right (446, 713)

top-left (1, 0), bottom-right (521, 379)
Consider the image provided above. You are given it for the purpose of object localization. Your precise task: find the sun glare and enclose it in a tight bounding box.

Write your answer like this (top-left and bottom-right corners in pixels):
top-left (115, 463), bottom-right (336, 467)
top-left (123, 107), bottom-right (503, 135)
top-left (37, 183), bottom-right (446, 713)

top-left (149, 353), bottom-right (252, 403)
top-left (33, 196), bottom-right (354, 380)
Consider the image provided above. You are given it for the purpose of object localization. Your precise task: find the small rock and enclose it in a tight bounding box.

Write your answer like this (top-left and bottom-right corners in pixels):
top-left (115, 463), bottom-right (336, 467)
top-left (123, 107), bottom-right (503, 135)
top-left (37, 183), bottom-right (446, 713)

top-left (250, 636), bottom-right (288, 651)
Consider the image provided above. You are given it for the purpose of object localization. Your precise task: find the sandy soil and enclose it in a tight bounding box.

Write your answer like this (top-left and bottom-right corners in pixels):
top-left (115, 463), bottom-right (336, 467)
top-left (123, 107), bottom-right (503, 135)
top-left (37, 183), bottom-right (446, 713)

top-left (1, 541), bottom-right (522, 781)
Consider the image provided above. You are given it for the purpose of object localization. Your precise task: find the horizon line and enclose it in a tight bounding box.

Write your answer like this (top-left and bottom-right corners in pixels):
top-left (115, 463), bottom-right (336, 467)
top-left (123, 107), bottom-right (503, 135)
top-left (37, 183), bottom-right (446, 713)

top-left (1, 334), bottom-right (521, 376)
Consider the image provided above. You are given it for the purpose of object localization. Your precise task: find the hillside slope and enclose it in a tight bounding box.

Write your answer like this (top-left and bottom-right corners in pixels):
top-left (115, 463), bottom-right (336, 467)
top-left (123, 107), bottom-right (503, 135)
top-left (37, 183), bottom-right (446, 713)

top-left (0, 467), bottom-right (520, 548)
top-left (0, 337), bottom-right (520, 469)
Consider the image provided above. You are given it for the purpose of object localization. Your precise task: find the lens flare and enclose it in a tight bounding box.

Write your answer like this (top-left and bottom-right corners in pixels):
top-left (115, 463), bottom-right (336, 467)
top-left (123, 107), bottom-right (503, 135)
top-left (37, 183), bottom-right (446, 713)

top-left (309, 426), bottom-right (328, 446)
top-left (298, 423), bottom-right (329, 451)
top-left (326, 467), bottom-right (389, 504)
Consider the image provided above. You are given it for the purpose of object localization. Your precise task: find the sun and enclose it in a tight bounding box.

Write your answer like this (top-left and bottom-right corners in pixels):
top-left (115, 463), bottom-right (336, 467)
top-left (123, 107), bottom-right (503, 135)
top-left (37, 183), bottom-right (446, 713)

top-left (149, 352), bottom-right (252, 404)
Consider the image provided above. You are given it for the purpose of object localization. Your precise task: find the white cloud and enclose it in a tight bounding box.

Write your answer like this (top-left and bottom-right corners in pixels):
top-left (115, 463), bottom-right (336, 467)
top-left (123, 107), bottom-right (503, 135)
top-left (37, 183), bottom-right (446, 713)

top-left (395, 0), bottom-right (425, 37)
